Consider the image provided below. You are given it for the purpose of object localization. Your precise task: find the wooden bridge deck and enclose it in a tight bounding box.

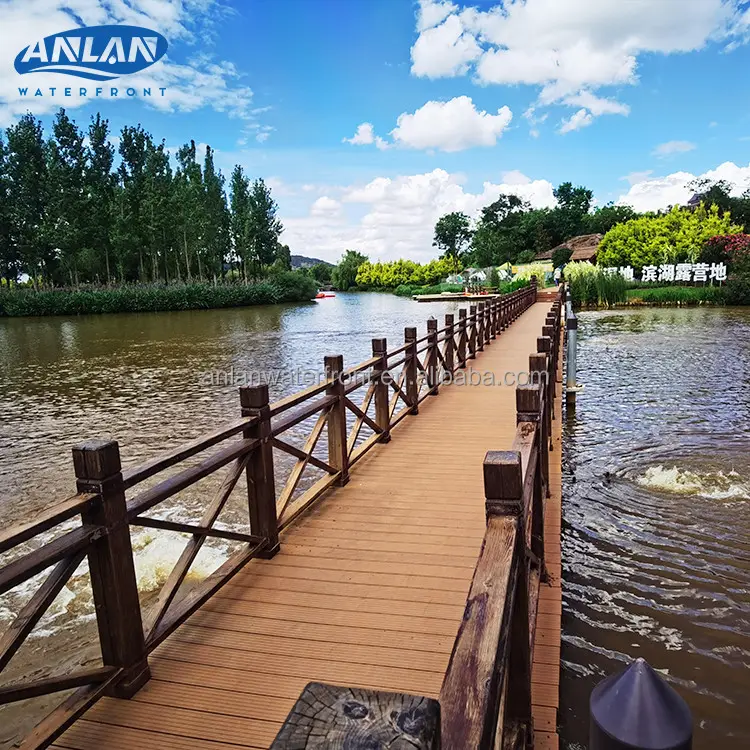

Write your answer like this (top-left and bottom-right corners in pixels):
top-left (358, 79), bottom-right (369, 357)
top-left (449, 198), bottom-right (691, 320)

top-left (52, 301), bottom-right (562, 750)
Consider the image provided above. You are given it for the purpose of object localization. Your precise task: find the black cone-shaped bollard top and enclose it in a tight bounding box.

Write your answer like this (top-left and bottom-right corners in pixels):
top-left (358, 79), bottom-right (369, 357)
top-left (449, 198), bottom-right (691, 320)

top-left (590, 658), bottom-right (692, 750)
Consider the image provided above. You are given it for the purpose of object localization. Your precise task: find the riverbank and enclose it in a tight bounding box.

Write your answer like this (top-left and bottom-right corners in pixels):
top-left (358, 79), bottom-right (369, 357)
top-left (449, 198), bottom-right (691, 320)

top-left (0, 272), bottom-right (318, 317)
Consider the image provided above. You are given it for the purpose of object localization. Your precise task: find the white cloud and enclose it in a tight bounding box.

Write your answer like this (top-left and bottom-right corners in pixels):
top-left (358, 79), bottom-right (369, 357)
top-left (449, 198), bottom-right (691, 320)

top-left (0, 1), bottom-right (258, 126)
top-left (617, 160), bottom-right (750, 212)
top-left (621, 170), bottom-right (654, 185)
top-left (281, 168), bottom-right (556, 264)
top-left (559, 109), bottom-right (594, 134)
top-left (345, 96), bottom-right (513, 153)
top-left (411, 0), bottom-right (742, 129)
top-left (652, 140), bottom-right (697, 157)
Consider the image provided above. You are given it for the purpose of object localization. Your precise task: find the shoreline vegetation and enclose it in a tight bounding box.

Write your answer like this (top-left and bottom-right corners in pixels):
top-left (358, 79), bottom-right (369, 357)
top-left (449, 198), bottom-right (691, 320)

top-left (0, 272), bottom-right (318, 317)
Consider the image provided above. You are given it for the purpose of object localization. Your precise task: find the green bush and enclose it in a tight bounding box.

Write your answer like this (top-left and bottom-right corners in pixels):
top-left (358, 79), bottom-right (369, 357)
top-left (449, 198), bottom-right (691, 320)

top-left (551, 246), bottom-right (572, 270)
top-left (564, 262), bottom-right (627, 308)
top-left (0, 274), bottom-right (318, 317)
top-left (626, 286), bottom-right (727, 305)
top-left (726, 276), bottom-right (750, 305)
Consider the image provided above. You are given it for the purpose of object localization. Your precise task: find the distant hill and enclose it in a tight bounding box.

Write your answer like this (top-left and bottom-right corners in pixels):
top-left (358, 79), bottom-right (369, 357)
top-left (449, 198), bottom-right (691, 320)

top-left (291, 254), bottom-right (333, 269)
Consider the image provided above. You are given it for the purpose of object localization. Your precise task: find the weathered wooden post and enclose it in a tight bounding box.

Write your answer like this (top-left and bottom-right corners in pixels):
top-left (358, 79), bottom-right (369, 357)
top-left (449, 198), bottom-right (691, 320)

top-left (443, 314), bottom-right (455, 376)
top-left (590, 658), bottom-right (692, 750)
top-left (468, 306), bottom-right (477, 359)
top-left (405, 327), bottom-right (420, 414)
top-left (240, 384), bottom-right (280, 557)
top-left (426, 318), bottom-right (440, 396)
top-left (493, 298), bottom-right (501, 337)
top-left (543, 324), bottom-right (557, 400)
top-left (483, 302), bottom-right (492, 346)
top-left (73, 440), bottom-right (150, 697)
top-left (482, 451), bottom-right (533, 747)
top-left (325, 355), bottom-right (349, 485)
top-left (372, 338), bottom-right (391, 444)
top-left (457, 309), bottom-right (468, 369)
top-left (538, 335), bottom-right (554, 427)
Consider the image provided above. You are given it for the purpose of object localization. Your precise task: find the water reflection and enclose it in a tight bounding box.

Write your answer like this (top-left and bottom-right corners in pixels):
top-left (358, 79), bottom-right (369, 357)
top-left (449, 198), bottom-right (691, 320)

top-left (561, 307), bottom-right (750, 749)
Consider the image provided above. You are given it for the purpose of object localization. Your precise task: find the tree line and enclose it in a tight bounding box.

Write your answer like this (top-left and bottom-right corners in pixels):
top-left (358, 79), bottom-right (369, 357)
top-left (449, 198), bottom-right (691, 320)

top-left (0, 109), bottom-right (288, 288)
top-left (431, 179), bottom-right (750, 271)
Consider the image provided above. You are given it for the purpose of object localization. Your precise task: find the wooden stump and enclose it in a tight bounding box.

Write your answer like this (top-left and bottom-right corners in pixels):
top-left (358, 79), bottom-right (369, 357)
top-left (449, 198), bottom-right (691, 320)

top-left (270, 682), bottom-right (440, 750)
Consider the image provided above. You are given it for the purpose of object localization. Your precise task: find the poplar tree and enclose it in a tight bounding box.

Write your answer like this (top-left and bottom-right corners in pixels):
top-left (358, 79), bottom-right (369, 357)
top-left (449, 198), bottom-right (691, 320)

top-left (247, 178), bottom-right (283, 274)
top-left (229, 165), bottom-right (250, 280)
top-left (202, 145), bottom-right (230, 281)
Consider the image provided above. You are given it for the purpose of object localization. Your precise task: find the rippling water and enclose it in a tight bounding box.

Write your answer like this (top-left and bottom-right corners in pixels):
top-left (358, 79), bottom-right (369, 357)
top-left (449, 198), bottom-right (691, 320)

top-left (0, 292), bottom-right (463, 745)
top-left (561, 308), bottom-right (750, 749)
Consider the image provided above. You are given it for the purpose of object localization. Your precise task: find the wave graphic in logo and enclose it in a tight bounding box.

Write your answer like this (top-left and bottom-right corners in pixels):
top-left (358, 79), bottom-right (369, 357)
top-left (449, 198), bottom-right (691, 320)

top-left (15, 26), bottom-right (168, 81)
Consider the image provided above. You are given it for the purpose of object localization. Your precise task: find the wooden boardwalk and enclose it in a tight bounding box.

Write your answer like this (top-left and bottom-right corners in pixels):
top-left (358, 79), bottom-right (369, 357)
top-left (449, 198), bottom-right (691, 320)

top-left (52, 301), bottom-right (562, 750)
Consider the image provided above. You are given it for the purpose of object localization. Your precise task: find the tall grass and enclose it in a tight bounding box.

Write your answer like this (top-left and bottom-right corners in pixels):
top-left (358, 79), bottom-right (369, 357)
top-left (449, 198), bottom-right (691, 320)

top-left (626, 286), bottom-right (726, 305)
top-left (564, 262), bottom-right (627, 308)
top-left (0, 273), bottom-right (318, 317)
top-left (393, 279), bottom-right (530, 297)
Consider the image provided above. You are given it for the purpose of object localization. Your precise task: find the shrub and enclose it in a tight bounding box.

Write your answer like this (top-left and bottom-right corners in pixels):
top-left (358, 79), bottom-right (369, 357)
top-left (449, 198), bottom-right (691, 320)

top-left (598, 204), bottom-right (742, 270)
top-left (551, 246), bottom-right (573, 269)
top-left (726, 277), bottom-right (750, 305)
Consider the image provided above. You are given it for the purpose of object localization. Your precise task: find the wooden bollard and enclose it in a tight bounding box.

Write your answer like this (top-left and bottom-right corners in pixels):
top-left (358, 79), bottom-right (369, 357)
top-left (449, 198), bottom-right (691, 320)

top-left (468, 306), bottom-right (477, 359)
top-left (457, 309), bottom-right (468, 368)
top-left (372, 338), bottom-right (391, 444)
top-left (72, 440), bottom-right (150, 697)
top-left (405, 327), bottom-right (419, 414)
top-left (240, 384), bottom-right (280, 557)
top-left (270, 682), bottom-right (441, 750)
top-left (444, 314), bottom-right (455, 376)
top-left (538, 335), bottom-right (554, 422)
top-left (325, 355), bottom-right (349, 486)
top-left (426, 318), bottom-right (439, 395)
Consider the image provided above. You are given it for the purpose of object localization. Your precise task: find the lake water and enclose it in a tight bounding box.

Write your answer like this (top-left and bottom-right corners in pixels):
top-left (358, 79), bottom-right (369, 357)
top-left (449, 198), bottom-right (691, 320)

top-left (1, 298), bottom-right (748, 748)
top-left (560, 307), bottom-right (750, 749)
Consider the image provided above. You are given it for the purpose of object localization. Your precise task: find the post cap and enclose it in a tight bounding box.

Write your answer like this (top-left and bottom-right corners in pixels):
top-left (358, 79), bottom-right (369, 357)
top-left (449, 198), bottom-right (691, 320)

top-left (240, 383), bottom-right (270, 409)
top-left (72, 439), bottom-right (121, 480)
top-left (590, 658), bottom-right (692, 750)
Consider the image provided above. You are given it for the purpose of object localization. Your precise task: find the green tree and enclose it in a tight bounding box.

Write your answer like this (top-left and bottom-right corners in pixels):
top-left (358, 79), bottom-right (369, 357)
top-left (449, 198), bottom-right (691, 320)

top-left (0, 135), bottom-right (18, 286)
top-left (174, 140), bottom-right (204, 281)
top-left (310, 262), bottom-right (332, 283)
top-left (247, 178), bottom-right (283, 274)
top-left (273, 242), bottom-right (292, 271)
top-left (553, 182), bottom-right (593, 240)
top-left (143, 140), bottom-right (174, 282)
top-left (332, 250), bottom-right (368, 291)
top-left (229, 165), bottom-right (251, 280)
top-left (6, 113), bottom-right (49, 287)
top-left (85, 114), bottom-right (116, 284)
top-left (551, 246), bottom-right (573, 269)
top-left (433, 212), bottom-right (472, 273)
top-left (202, 145), bottom-right (230, 281)
top-left (586, 204), bottom-right (637, 235)
top-left (471, 195), bottom-right (529, 266)
top-left (45, 109), bottom-right (87, 286)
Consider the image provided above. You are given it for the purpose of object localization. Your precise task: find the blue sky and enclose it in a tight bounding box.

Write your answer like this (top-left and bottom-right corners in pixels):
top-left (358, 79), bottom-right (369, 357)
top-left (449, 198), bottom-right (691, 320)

top-left (2, 0), bottom-right (750, 262)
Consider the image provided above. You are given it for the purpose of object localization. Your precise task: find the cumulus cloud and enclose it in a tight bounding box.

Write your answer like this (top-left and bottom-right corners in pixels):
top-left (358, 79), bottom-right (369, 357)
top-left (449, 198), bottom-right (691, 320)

top-left (411, 0), bottom-right (743, 133)
top-left (652, 140), bottom-right (698, 158)
top-left (344, 96), bottom-right (512, 153)
top-left (281, 168), bottom-right (556, 263)
top-left (617, 161), bottom-right (750, 211)
top-left (0, 0), bottom-right (257, 126)
top-left (559, 109), bottom-right (594, 134)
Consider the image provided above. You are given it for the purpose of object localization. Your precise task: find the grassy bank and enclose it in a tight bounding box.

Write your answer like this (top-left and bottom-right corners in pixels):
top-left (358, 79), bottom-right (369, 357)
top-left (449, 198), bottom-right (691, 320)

top-left (0, 272), bottom-right (318, 317)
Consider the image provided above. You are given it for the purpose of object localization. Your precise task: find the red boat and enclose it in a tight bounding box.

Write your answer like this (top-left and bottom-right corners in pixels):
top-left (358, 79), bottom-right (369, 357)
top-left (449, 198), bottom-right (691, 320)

top-left (315, 292), bottom-right (336, 299)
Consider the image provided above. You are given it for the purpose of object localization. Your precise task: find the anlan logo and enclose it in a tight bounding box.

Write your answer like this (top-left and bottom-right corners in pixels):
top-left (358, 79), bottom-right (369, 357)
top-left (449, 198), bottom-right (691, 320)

top-left (15, 25), bottom-right (168, 81)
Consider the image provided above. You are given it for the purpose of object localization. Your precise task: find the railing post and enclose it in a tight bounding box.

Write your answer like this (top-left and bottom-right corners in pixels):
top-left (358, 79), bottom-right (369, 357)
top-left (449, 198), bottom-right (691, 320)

top-left (405, 327), bottom-right (420, 415)
top-left (528, 353), bottom-right (550, 498)
top-left (566, 312), bottom-right (578, 411)
top-left (457, 309), bottom-right (468, 369)
top-left (372, 338), bottom-right (391, 443)
top-left (492, 299), bottom-right (501, 337)
top-left (468, 306), bottom-right (477, 359)
top-left (325, 355), bottom-right (350, 486)
top-left (538, 335), bottom-right (554, 427)
top-left (484, 302), bottom-right (492, 346)
top-left (542, 324), bottom-right (557, 402)
top-left (426, 318), bottom-right (440, 395)
top-left (72, 440), bottom-right (150, 698)
top-left (483, 451), bottom-right (533, 748)
top-left (240, 384), bottom-right (280, 558)
top-left (516, 385), bottom-right (547, 578)
top-left (444, 314), bottom-right (455, 376)
top-left (476, 303), bottom-right (485, 352)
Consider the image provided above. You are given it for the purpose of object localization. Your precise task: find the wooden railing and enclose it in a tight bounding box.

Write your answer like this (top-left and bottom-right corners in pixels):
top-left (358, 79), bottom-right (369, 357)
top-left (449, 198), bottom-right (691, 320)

top-left (267, 288), bottom-right (566, 750)
top-left (0, 282), bottom-right (540, 749)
